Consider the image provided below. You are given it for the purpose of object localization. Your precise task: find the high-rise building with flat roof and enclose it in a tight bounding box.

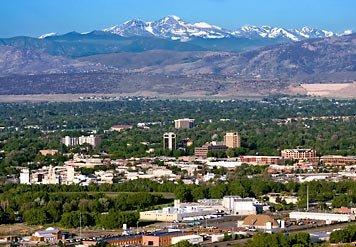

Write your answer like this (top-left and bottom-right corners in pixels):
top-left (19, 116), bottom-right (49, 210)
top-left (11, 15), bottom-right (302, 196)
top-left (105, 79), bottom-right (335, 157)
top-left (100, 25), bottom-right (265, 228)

top-left (174, 118), bottom-right (195, 129)
top-left (163, 132), bottom-right (176, 150)
top-left (61, 135), bottom-right (101, 148)
top-left (224, 132), bottom-right (241, 149)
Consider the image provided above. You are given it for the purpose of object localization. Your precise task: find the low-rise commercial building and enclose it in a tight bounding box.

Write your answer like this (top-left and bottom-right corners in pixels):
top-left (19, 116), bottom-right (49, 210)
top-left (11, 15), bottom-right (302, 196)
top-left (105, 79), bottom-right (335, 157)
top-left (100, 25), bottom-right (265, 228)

top-left (195, 143), bottom-right (227, 158)
top-left (240, 155), bottom-right (283, 165)
top-left (110, 124), bottom-right (133, 132)
top-left (321, 155), bottom-right (356, 166)
top-left (31, 227), bottom-right (62, 243)
top-left (39, 149), bottom-right (59, 156)
top-left (281, 149), bottom-right (316, 161)
top-left (238, 215), bottom-right (280, 231)
top-left (20, 165), bottom-right (75, 185)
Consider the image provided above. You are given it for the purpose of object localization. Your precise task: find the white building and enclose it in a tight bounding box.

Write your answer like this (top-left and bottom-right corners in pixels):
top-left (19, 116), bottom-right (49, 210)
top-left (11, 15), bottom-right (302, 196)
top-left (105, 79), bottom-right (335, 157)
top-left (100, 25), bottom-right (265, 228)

top-left (22, 165), bottom-right (75, 185)
top-left (222, 196), bottom-right (261, 215)
top-left (62, 136), bottom-right (78, 146)
top-left (289, 212), bottom-right (355, 224)
top-left (61, 135), bottom-right (101, 148)
top-left (206, 161), bottom-right (242, 169)
top-left (140, 199), bottom-right (220, 222)
top-left (140, 197), bottom-right (262, 222)
top-left (147, 168), bottom-right (174, 177)
top-left (171, 235), bottom-right (203, 245)
top-left (19, 168), bottom-right (30, 184)
top-left (174, 119), bottom-right (195, 129)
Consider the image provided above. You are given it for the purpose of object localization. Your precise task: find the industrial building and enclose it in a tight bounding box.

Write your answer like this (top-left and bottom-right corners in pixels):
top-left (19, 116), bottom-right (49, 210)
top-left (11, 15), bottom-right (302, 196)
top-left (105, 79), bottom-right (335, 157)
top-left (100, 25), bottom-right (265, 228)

top-left (139, 199), bottom-right (218, 222)
top-left (222, 196), bottom-right (262, 215)
top-left (140, 196), bottom-right (262, 222)
top-left (289, 212), bottom-right (355, 224)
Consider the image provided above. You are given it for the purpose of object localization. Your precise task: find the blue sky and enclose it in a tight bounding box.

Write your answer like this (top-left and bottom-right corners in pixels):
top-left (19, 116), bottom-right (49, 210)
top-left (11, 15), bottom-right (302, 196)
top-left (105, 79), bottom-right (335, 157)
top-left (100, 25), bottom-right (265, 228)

top-left (0, 0), bottom-right (355, 37)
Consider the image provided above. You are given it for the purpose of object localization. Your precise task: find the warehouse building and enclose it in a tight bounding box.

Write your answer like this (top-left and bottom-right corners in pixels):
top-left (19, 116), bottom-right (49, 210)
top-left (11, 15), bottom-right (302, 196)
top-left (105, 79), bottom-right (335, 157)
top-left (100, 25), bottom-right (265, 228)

top-left (289, 212), bottom-right (355, 224)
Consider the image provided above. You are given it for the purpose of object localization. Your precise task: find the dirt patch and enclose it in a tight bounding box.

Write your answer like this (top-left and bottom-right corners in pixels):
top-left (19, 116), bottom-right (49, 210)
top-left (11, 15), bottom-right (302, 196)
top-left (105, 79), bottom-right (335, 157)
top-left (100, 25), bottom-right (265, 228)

top-left (0, 224), bottom-right (42, 236)
top-left (290, 82), bottom-right (356, 98)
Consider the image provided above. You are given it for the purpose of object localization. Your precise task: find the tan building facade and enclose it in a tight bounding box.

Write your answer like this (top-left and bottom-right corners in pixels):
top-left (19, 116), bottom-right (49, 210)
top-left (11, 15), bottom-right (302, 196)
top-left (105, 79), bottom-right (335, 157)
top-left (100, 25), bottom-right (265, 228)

top-left (224, 132), bottom-right (241, 149)
top-left (321, 155), bottom-right (356, 166)
top-left (281, 149), bottom-right (316, 161)
top-left (194, 143), bottom-right (228, 158)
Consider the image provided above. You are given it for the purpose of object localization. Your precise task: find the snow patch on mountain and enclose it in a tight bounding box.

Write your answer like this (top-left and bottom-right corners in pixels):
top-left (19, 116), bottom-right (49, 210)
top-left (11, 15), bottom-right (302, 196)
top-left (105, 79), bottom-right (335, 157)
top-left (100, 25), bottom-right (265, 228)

top-left (38, 32), bottom-right (58, 39)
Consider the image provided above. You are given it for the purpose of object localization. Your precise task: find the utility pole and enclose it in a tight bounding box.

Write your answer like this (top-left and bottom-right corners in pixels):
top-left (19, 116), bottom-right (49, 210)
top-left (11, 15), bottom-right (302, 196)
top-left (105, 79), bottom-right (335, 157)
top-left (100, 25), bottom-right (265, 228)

top-left (306, 185), bottom-right (309, 212)
top-left (79, 211), bottom-right (82, 240)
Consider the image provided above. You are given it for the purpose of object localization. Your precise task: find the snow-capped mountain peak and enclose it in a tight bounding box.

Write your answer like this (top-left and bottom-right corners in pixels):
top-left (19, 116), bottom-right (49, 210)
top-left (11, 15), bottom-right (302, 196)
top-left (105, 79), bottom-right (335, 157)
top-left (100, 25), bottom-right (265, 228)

top-left (102, 16), bottom-right (352, 42)
top-left (38, 32), bottom-right (58, 39)
top-left (342, 29), bottom-right (353, 35)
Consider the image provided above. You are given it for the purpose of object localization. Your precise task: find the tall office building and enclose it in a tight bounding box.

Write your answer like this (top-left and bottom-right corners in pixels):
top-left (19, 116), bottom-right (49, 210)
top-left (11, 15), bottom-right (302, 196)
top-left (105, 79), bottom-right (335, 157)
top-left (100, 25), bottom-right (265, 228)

top-left (174, 118), bottom-right (195, 129)
top-left (163, 132), bottom-right (176, 150)
top-left (224, 132), bottom-right (241, 149)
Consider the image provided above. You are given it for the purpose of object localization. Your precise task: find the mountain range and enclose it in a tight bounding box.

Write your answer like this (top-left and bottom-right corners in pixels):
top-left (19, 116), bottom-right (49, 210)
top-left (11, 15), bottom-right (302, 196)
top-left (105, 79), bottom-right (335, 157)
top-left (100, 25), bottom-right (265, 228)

top-left (0, 16), bottom-right (355, 97)
top-left (0, 15), bottom-right (352, 59)
top-left (101, 15), bottom-right (350, 42)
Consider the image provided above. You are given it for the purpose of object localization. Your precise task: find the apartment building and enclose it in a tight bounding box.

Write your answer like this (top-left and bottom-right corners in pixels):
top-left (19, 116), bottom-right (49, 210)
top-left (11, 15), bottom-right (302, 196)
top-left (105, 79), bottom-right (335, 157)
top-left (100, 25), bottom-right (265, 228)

top-left (224, 132), bottom-right (241, 149)
top-left (61, 135), bottom-right (101, 148)
top-left (281, 148), bottom-right (316, 161)
top-left (174, 118), bottom-right (195, 129)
